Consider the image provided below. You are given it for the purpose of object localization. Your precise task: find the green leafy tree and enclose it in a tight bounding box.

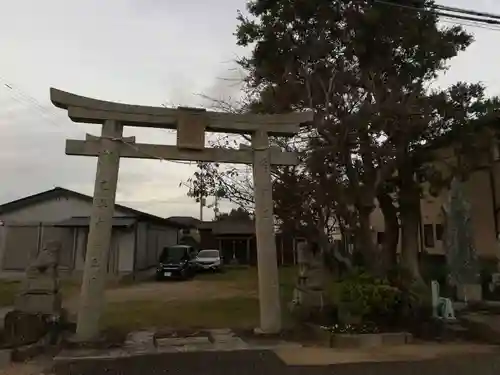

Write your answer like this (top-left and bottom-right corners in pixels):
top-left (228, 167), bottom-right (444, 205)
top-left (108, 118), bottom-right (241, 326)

top-left (234, 0), bottom-right (474, 275)
top-left (216, 207), bottom-right (252, 221)
top-left (444, 177), bottom-right (479, 291)
top-left (186, 0), bottom-right (499, 279)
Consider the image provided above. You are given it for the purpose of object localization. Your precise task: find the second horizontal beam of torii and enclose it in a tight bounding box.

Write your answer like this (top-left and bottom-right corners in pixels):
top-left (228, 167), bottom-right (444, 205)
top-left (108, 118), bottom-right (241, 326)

top-left (66, 138), bottom-right (298, 165)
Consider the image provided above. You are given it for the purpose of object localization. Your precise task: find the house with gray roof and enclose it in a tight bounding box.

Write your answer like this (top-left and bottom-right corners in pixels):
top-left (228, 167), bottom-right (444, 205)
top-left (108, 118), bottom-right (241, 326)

top-left (0, 187), bottom-right (186, 278)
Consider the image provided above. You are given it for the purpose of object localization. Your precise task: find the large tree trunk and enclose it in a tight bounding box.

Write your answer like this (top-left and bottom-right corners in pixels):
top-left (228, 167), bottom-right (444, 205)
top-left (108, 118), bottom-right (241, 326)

top-left (399, 168), bottom-right (423, 282)
top-left (377, 187), bottom-right (399, 272)
top-left (356, 207), bottom-right (380, 275)
top-left (400, 207), bottom-right (421, 280)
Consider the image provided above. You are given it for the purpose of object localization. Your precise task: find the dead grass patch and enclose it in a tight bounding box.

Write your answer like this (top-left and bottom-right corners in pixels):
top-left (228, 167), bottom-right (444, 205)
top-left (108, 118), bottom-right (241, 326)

top-left (102, 297), bottom-right (260, 334)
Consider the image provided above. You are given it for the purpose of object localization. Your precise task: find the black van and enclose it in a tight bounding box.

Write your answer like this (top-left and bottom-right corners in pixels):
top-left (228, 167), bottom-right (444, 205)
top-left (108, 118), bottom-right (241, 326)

top-left (156, 245), bottom-right (197, 280)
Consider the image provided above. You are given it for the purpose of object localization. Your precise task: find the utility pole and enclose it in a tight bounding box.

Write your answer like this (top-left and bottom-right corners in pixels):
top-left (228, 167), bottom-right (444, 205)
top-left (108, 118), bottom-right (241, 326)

top-left (199, 197), bottom-right (204, 221)
top-left (213, 192), bottom-right (219, 219)
top-left (199, 163), bottom-right (205, 221)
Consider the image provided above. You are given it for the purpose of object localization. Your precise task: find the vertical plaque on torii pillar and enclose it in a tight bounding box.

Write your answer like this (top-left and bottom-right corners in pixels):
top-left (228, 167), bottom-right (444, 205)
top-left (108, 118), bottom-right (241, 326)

top-left (176, 107), bottom-right (207, 150)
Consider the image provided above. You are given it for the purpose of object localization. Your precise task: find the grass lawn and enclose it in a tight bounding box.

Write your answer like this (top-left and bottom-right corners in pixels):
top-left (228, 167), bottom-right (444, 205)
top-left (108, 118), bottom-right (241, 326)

top-left (194, 266), bottom-right (298, 301)
top-left (103, 297), bottom-right (260, 333)
top-left (102, 266), bottom-right (300, 333)
top-left (0, 281), bottom-right (20, 307)
top-left (1, 267), bottom-right (323, 333)
top-left (0, 278), bottom-right (129, 308)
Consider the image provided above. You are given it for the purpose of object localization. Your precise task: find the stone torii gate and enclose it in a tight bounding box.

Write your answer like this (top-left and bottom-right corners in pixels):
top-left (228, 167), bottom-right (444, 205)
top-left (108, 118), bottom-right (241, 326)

top-left (50, 88), bottom-right (313, 341)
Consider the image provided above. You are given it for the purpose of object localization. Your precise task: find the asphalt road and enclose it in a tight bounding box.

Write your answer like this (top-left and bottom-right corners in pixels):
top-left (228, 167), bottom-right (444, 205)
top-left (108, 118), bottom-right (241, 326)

top-left (51, 350), bottom-right (500, 375)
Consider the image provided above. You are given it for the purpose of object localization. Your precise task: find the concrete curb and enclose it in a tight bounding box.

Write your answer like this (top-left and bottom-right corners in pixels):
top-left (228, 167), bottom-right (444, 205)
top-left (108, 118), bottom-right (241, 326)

top-left (331, 332), bottom-right (413, 348)
top-left (0, 332), bottom-right (56, 368)
top-left (53, 328), bottom-right (304, 362)
top-left (308, 324), bottom-right (412, 348)
top-left (459, 313), bottom-right (500, 345)
top-left (53, 343), bottom-right (303, 362)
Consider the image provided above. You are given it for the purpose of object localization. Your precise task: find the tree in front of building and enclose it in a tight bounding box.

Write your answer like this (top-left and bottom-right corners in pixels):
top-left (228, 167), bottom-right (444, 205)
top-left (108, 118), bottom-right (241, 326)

top-left (443, 177), bottom-right (480, 300)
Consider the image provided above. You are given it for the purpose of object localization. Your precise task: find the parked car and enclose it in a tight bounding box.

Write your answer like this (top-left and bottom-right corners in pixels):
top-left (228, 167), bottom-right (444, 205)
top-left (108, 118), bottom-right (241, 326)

top-left (156, 245), bottom-right (197, 280)
top-left (193, 249), bottom-right (224, 272)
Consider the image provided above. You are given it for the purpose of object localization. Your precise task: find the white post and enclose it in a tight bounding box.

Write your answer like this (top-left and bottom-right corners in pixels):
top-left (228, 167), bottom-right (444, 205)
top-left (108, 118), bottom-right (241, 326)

top-left (76, 120), bottom-right (123, 341)
top-left (431, 280), bottom-right (440, 318)
top-left (252, 130), bottom-right (281, 333)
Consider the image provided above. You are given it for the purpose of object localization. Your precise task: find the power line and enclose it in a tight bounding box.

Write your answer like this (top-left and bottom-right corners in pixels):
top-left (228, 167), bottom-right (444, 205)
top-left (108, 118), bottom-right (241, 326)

top-left (433, 3), bottom-right (500, 21)
top-left (1, 78), bottom-right (88, 134)
top-left (374, 0), bottom-right (500, 28)
top-left (439, 17), bottom-right (500, 32)
top-left (435, 11), bottom-right (500, 26)
top-left (0, 79), bottom-right (196, 165)
top-left (0, 81), bottom-right (203, 212)
top-left (117, 199), bottom-right (189, 205)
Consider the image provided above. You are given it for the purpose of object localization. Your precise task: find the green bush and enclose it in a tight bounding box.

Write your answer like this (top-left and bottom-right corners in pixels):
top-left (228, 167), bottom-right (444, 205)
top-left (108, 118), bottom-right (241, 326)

top-left (336, 268), bottom-right (431, 325)
top-left (337, 269), bottom-right (401, 321)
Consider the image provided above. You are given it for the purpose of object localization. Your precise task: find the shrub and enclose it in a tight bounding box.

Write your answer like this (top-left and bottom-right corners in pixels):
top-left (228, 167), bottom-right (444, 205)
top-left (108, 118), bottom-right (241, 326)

top-left (336, 268), bottom-right (432, 326)
top-left (337, 269), bottom-right (401, 322)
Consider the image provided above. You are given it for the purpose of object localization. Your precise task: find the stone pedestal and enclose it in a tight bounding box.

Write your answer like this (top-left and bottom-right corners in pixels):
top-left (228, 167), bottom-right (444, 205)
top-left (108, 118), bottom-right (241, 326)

top-left (3, 311), bottom-right (50, 347)
top-left (16, 272), bottom-right (61, 315)
top-left (21, 275), bottom-right (59, 293)
top-left (3, 240), bottom-right (64, 348)
top-left (15, 293), bottom-right (62, 315)
top-left (291, 241), bottom-right (325, 314)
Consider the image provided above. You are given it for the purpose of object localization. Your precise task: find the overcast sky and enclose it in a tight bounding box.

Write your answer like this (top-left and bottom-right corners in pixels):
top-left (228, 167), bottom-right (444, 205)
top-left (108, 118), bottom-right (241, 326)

top-left (0, 0), bottom-right (499, 220)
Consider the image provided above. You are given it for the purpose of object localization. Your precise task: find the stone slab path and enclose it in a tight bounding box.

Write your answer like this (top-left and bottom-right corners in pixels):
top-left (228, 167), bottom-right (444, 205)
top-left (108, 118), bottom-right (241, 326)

top-left (54, 328), bottom-right (301, 361)
top-left (461, 311), bottom-right (500, 344)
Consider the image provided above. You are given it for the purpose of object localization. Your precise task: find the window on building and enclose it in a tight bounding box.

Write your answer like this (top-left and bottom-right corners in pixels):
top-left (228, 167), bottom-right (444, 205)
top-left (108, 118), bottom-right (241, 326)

top-left (377, 232), bottom-right (385, 245)
top-left (435, 224), bottom-right (444, 241)
top-left (423, 224), bottom-right (435, 248)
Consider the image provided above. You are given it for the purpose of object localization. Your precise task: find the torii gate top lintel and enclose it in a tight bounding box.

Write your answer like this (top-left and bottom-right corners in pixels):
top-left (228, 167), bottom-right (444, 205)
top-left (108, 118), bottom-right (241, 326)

top-left (50, 87), bottom-right (313, 137)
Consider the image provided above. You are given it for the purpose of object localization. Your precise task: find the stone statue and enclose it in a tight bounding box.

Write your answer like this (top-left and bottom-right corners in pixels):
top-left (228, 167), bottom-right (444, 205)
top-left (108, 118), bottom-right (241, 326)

top-left (15, 240), bottom-right (62, 314)
top-left (290, 241), bottom-right (326, 315)
top-left (4, 240), bottom-right (64, 347)
top-left (30, 240), bottom-right (60, 273)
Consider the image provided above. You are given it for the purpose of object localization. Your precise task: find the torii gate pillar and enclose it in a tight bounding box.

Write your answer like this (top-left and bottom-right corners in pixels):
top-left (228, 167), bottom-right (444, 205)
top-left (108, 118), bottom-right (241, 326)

top-left (252, 130), bottom-right (281, 333)
top-left (76, 121), bottom-right (124, 339)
